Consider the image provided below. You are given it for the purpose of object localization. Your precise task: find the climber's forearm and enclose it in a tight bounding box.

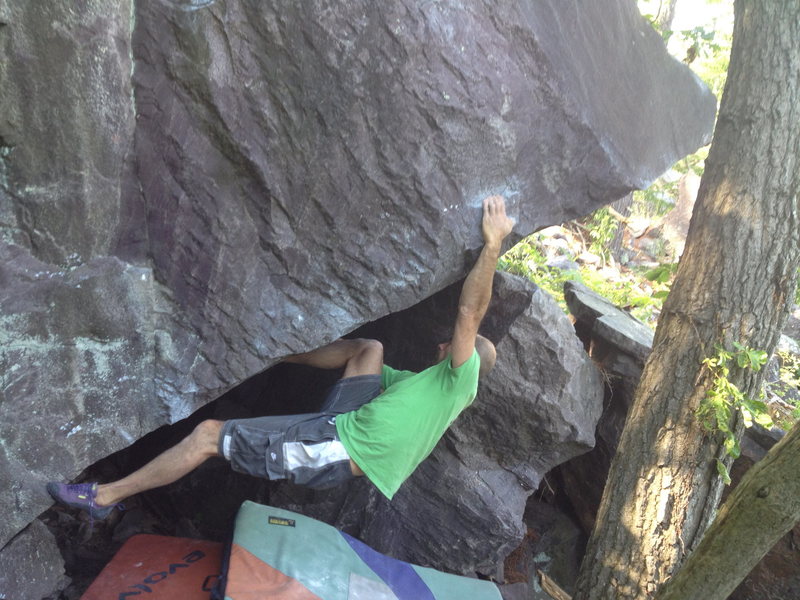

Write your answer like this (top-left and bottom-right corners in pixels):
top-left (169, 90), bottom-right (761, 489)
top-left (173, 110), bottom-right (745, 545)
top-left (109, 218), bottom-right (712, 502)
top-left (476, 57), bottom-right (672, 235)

top-left (457, 241), bottom-right (502, 323)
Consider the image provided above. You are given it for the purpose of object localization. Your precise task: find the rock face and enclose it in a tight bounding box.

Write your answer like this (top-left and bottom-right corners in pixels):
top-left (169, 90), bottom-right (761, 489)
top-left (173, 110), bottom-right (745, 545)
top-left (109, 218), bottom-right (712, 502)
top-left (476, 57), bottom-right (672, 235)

top-left (1, 0), bottom-right (714, 550)
top-left (0, 520), bottom-right (68, 600)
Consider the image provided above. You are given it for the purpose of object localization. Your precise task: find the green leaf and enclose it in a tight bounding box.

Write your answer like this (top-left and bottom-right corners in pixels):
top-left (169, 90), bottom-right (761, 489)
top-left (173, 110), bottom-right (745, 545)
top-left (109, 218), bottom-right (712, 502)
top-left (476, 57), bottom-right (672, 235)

top-left (716, 459), bottom-right (732, 485)
top-left (724, 436), bottom-right (741, 459)
top-left (715, 345), bottom-right (732, 362)
top-left (644, 264), bottom-right (674, 283)
top-left (741, 407), bottom-right (754, 428)
top-left (744, 397), bottom-right (769, 413)
top-left (754, 412), bottom-right (774, 428)
top-left (750, 350), bottom-right (768, 369)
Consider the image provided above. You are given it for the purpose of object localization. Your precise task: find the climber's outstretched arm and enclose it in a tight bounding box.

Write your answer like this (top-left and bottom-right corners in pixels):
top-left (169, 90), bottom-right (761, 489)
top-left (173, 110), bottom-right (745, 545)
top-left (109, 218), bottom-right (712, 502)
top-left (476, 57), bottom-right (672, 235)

top-left (449, 195), bottom-right (514, 369)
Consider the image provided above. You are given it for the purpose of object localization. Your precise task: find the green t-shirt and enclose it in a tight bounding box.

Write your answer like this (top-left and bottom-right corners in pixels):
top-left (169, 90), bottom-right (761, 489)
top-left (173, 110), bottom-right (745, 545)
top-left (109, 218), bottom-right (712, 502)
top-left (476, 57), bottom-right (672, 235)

top-left (335, 350), bottom-right (480, 499)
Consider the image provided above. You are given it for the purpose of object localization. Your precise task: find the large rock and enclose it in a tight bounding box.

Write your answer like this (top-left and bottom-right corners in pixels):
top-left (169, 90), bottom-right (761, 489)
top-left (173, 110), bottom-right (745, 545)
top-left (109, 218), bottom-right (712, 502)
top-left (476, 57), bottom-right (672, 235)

top-left (1, 0), bottom-right (714, 548)
top-left (0, 249), bottom-right (163, 551)
top-left (0, 520), bottom-right (68, 600)
top-left (456, 277), bottom-right (604, 489)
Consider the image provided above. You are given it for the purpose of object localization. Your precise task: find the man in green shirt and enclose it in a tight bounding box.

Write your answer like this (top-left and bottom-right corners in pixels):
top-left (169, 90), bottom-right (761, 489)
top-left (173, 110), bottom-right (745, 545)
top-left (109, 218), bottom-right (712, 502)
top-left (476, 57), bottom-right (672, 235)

top-left (48, 195), bottom-right (514, 517)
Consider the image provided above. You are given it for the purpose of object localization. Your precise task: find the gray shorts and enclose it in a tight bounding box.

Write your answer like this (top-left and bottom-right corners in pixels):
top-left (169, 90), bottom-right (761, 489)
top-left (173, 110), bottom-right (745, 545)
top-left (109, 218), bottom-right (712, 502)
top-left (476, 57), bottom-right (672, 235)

top-left (218, 374), bottom-right (381, 489)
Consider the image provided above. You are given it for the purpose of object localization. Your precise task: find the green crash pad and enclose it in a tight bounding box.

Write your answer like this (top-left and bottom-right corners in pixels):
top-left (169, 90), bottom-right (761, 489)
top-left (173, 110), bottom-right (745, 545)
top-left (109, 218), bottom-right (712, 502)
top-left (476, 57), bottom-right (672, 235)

top-left (214, 500), bottom-right (503, 600)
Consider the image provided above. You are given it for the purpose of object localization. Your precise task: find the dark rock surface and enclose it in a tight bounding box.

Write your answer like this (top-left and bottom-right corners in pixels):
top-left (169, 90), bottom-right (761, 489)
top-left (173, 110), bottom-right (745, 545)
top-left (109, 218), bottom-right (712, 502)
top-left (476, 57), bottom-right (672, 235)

top-left (0, 249), bottom-right (165, 557)
top-left (456, 278), bottom-right (604, 489)
top-left (0, 520), bottom-right (68, 600)
top-left (564, 279), bottom-right (654, 363)
top-left (1, 0), bottom-right (714, 556)
top-left (504, 497), bottom-right (587, 596)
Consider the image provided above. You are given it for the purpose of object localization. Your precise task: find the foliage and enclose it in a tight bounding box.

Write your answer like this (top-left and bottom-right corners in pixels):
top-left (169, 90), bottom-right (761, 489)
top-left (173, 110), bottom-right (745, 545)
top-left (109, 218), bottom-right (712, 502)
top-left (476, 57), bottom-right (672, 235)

top-left (498, 233), bottom-right (672, 326)
top-left (631, 148), bottom-right (708, 221)
top-left (697, 343), bottom-right (772, 484)
top-left (796, 269), bottom-right (800, 305)
top-left (632, 0), bottom-right (733, 223)
top-left (582, 208), bottom-right (618, 264)
top-left (767, 350), bottom-right (800, 430)
top-left (643, 263), bottom-right (678, 300)
top-left (638, 0), bottom-right (733, 97)
top-left (497, 238), bottom-right (579, 311)
top-left (670, 26), bottom-right (722, 65)
top-left (583, 267), bottom-right (668, 324)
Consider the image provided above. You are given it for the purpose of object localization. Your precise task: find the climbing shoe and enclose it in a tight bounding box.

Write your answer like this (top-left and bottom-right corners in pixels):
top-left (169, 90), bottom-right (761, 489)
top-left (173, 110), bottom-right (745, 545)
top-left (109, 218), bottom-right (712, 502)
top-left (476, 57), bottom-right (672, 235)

top-left (46, 482), bottom-right (117, 520)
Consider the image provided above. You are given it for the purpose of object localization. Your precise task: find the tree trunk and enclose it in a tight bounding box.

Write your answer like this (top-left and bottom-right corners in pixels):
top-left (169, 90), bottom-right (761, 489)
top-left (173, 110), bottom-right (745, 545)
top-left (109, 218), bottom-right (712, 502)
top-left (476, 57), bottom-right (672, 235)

top-left (656, 423), bottom-right (800, 600)
top-left (655, 0), bottom-right (678, 32)
top-left (608, 193), bottom-right (632, 264)
top-left (573, 1), bottom-right (800, 599)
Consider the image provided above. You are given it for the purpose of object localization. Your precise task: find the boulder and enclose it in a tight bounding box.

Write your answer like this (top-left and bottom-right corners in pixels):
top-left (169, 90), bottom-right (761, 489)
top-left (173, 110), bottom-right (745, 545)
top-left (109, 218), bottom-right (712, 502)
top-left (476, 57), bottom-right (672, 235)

top-left (0, 249), bottom-right (163, 550)
top-left (0, 520), bottom-right (68, 600)
top-left (456, 277), bottom-right (604, 489)
top-left (558, 280), bottom-right (651, 532)
top-left (504, 499), bottom-right (587, 596)
top-left (2, 0), bottom-right (714, 549)
top-left (564, 279), bottom-right (654, 363)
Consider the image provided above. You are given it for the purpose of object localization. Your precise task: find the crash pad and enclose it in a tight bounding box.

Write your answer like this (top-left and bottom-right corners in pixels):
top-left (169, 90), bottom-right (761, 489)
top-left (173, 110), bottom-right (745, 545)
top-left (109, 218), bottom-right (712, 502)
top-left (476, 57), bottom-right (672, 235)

top-left (213, 501), bottom-right (502, 600)
top-left (80, 534), bottom-right (222, 600)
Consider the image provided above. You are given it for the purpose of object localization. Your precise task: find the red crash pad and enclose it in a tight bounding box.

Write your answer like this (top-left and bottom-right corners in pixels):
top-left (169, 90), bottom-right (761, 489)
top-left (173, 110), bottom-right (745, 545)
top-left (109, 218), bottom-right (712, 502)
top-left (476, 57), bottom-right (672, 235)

top-left (80, 534), bottom-right (222, 600)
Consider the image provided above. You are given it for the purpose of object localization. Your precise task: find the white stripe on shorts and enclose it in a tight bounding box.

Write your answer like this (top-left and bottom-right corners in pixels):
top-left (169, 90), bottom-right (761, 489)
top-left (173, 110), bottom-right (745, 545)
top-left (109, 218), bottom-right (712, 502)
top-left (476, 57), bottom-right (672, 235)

top-left (283, 440), bottom-right (350, 472)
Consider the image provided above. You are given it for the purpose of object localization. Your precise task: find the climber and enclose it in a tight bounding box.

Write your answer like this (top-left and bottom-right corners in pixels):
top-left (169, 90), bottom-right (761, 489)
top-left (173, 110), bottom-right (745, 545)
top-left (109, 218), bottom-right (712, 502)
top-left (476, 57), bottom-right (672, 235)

top-left (47, 194), bottom-right (515, 519)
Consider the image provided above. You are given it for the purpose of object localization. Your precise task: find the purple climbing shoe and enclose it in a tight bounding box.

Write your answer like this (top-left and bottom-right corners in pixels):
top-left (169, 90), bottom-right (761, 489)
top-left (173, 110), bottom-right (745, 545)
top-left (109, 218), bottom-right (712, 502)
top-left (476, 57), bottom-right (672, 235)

top-left (46, 482), bottom-right (116, 520)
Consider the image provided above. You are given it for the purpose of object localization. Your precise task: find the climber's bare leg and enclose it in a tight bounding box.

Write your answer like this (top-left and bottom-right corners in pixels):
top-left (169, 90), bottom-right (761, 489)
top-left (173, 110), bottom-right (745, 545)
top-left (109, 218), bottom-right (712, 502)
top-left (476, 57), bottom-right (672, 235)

top-left (284, 338), bottom-right (383, 378)
top-left (94, 420), bottom-right (223, 507)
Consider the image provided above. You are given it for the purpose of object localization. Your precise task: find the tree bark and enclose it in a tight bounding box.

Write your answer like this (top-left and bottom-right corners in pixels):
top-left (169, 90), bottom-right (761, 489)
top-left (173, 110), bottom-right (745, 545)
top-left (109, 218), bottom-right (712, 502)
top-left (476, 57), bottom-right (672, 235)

top-left (655, 0), bottom-right (678, 32)
top-left (608, 193), bottom-right (632, 264)
top-left (656, 424), bottom-right (800, 600)
top-left (573, 1), bottom-right (800, 599)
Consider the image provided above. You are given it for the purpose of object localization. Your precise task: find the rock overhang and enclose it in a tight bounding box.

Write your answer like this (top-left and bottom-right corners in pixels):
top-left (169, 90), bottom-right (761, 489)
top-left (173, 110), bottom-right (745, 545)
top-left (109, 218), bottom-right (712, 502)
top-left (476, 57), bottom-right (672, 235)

top-left (0, 0), bottom-right (716, 550)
